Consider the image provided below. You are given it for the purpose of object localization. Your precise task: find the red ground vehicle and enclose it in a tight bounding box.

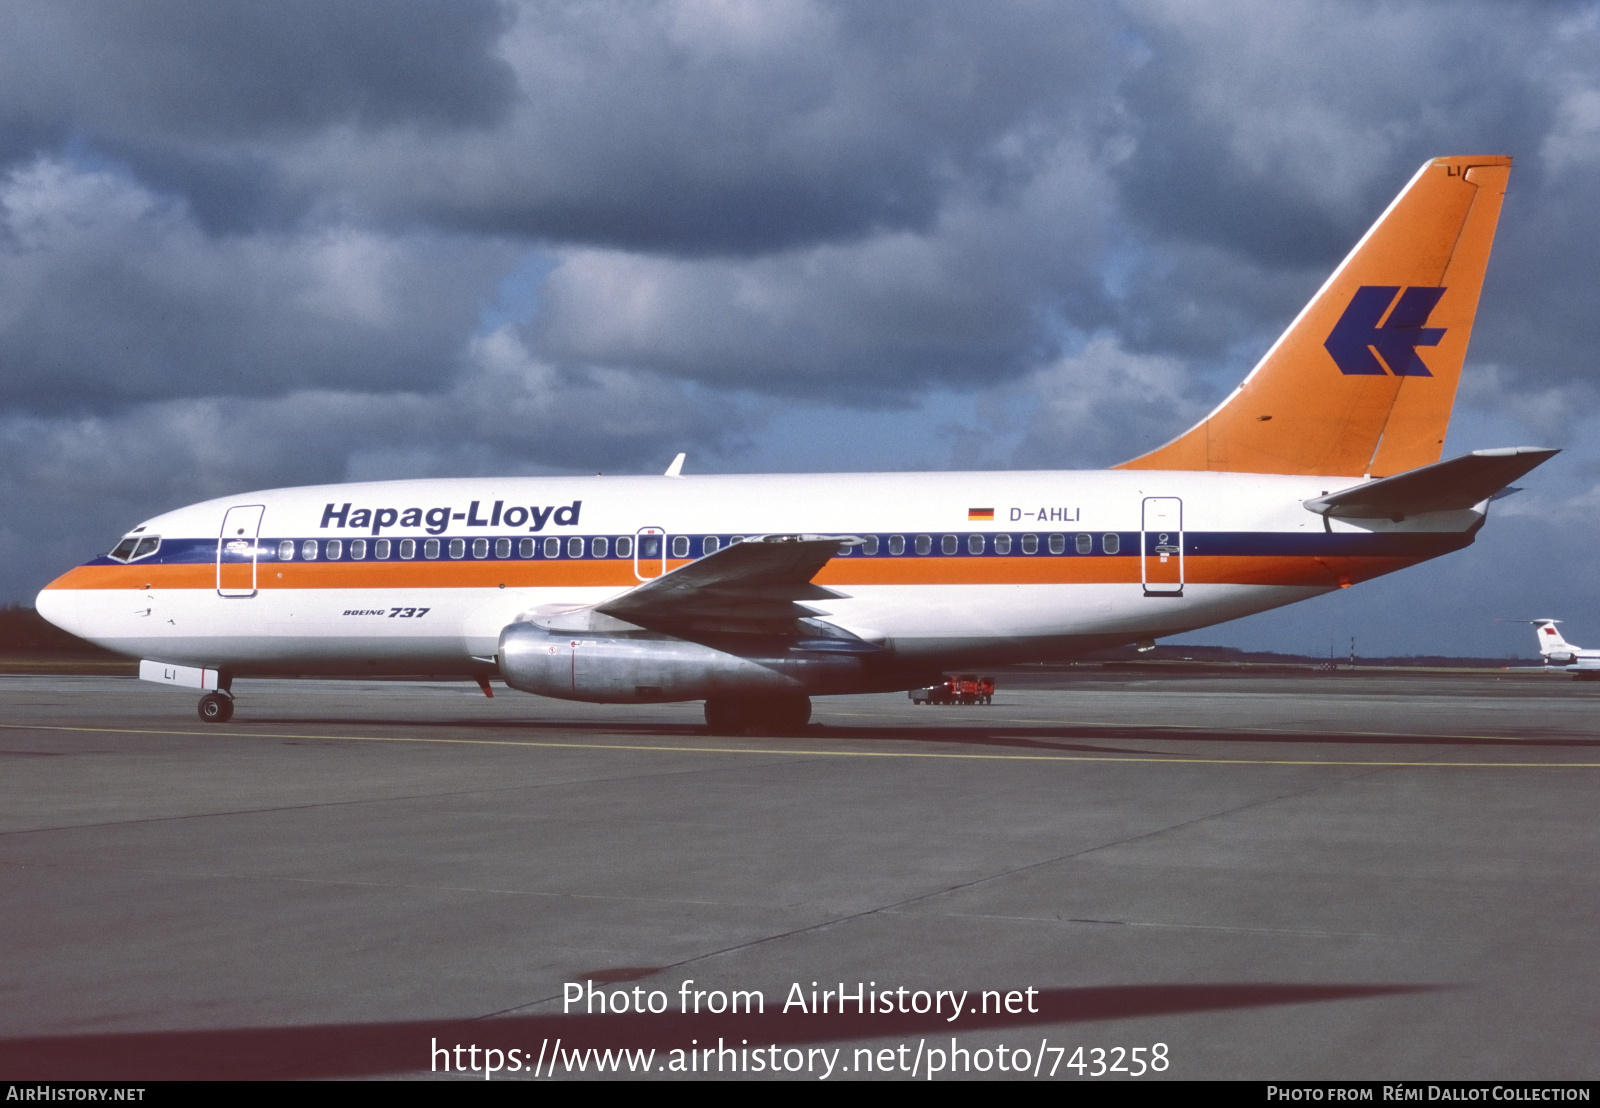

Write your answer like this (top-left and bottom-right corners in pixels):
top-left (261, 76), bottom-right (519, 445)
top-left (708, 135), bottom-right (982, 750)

top-left (909, 674), bottom-right (994, 705)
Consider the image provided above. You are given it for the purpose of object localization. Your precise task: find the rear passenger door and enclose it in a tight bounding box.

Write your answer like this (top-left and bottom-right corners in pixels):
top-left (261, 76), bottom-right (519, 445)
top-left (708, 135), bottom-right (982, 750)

top-left (1141, 497), bottom-right (1183, 597)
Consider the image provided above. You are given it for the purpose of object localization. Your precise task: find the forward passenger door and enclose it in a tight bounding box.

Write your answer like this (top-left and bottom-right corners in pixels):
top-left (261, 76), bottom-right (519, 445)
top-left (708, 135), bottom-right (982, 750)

top-left (217, 505), bottom-right (265, 598)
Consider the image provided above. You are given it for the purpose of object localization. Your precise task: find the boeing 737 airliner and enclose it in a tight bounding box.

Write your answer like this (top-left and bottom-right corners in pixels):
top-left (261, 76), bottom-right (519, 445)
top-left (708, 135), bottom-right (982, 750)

top-left (36, 156), bottom-right (1555, 731)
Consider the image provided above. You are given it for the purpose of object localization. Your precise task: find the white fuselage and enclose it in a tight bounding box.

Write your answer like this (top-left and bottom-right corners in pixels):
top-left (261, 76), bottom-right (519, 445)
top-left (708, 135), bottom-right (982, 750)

top-left (37, 469), bottom-right (1482, 691)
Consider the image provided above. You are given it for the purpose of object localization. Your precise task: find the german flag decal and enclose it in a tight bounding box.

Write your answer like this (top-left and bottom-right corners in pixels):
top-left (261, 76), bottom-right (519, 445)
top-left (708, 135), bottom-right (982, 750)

top-left (968, 507), bottom-right (995, 521)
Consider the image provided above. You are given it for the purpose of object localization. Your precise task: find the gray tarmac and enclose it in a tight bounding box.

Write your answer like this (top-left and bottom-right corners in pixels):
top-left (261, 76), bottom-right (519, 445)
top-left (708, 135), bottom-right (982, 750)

top-left (2, 669), bottom-right (1599, 1081)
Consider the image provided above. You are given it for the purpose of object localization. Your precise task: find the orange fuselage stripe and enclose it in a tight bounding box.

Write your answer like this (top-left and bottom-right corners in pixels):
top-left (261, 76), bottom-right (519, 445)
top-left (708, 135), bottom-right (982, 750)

top-left (45, 554), bottom-right (1416, 592)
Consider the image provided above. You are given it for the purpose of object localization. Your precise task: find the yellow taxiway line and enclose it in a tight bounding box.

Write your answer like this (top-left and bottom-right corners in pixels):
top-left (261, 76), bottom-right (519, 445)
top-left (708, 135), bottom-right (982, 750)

top-left (2, 720), bottom-right (1598, 769)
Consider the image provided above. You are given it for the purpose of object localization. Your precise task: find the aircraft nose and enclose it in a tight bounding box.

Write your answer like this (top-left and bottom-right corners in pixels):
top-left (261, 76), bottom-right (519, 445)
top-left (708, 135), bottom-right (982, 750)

top-left (35, 582), bottom-right (83, 637)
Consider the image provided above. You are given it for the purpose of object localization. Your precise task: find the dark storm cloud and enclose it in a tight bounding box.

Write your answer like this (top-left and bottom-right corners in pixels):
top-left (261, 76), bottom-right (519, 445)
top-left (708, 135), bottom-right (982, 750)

top-left (284, 0), bottom-right (1124, 254)
top-left (527, 157), bottom-right (1118, 399)
top-left (1112, 1), bottom-right (1553, 265)
top-left (1104, 0), bottom-right (1600, 399)
top-left (2, 0), bottom-right (1594, 408)
top-left (0, 0), bottom-right (515, 233)
top-left (0, 158), bottom-right (510, 409)
top-left (1470, 152), bottom-right (1600, 395)
top-left (0, 0), bottom-right (515, 140)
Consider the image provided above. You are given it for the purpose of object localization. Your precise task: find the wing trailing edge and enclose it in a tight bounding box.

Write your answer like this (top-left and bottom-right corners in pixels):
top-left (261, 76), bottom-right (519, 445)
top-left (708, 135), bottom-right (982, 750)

top-left (521, 534), bottom-right (875, 641)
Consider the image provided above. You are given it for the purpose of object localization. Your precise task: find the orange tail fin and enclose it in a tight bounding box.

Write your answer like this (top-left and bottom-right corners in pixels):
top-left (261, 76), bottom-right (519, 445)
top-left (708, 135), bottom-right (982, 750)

top-left (1118, 155), bottom-right (1511, 477)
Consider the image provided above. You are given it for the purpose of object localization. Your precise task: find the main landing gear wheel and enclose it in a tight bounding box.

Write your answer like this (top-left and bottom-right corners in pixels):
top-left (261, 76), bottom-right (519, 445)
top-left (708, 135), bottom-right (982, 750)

top-left (198, 692), bottom-right (234, 723)
top-left (704, 695), bottom-right (811, 736)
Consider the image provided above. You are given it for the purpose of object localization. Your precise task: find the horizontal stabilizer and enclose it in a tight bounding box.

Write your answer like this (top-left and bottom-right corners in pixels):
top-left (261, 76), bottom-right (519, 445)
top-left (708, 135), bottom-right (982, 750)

top-left (1303, 447), bottom-right (1559, 521)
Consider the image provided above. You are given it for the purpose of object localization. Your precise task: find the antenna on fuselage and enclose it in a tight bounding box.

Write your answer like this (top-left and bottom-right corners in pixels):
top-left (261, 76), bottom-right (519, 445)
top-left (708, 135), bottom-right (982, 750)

top-left (664, 453), bottom-right (686, 478)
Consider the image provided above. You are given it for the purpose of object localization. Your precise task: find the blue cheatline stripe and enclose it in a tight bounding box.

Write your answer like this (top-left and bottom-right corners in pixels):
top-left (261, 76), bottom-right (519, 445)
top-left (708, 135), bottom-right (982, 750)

top-left (88, 529), bottom-right (1467, 569)
top-left (1186, 531), bottom-right (1469, 557)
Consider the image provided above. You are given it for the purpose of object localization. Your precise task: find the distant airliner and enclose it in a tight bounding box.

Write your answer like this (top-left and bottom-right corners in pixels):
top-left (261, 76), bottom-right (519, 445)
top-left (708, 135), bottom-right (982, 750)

top-left (36, 156), bottom-right (1556, 732)
top-left (1532, 621), bottom-right (1600, 677)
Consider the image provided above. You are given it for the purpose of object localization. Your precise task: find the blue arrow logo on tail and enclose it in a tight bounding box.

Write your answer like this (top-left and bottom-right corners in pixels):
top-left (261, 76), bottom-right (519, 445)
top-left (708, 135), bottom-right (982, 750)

top-left (1324, 285), bottom-right (1447, 376)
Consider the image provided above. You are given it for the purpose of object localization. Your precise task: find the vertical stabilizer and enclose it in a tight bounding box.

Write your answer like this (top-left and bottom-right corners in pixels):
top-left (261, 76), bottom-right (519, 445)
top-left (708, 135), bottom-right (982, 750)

top-left (1535, 620), bottom-right (1574, 658)
top-left (1118, 156), bottom-right (1511, 476)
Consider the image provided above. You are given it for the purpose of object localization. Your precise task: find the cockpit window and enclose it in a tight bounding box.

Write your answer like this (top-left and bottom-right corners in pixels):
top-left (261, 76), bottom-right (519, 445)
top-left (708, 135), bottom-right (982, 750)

top-left (108, 535), bottom-right (160, 563)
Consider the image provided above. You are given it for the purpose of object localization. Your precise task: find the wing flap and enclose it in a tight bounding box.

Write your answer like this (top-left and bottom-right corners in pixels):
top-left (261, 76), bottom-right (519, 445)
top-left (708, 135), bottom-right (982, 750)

top-left (595, 534), bottom-right (856, 630)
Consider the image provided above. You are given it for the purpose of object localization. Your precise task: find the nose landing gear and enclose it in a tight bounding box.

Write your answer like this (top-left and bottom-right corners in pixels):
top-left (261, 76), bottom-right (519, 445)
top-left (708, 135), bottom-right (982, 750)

top-left (198, 691), bottom-right (235, 723)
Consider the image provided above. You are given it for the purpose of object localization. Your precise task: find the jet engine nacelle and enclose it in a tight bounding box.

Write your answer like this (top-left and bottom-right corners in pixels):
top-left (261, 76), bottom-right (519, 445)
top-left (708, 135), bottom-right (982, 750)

top-left (497, 622), bottom-right (865, 704)
top-left (1546, 651), bottom-right (1577, 666)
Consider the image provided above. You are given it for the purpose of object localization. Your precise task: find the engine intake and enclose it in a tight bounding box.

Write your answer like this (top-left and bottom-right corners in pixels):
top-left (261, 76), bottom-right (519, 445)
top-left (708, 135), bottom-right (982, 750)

top-left (498, 622), bottom-right (866, 703)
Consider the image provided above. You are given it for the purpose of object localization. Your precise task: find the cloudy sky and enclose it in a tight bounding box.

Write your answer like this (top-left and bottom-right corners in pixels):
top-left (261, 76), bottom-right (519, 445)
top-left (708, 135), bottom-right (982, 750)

top-left (5, 0), bottom-right (1600, 657)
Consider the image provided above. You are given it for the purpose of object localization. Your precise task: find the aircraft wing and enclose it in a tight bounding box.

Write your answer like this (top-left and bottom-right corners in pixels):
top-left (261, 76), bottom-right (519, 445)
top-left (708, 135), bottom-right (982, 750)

top-left (1303, 447), bottom-right (1559, 521)
top-left (595, 535), bottom-right (854, 629)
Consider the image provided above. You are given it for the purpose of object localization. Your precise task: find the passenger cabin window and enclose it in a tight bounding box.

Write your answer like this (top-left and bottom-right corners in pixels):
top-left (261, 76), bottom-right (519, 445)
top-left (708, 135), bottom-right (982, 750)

top-left (941, 534), bottom-right (958, 555)
top-left (1103, 533), bottom-right (1120, 555)
top-left (1021, 533), bottom-right (1038, 554)
top-left (518, 538), bottom-right (533, 557)
top-left (325, 539), bottom-right (342, 560)
top-left (671, 535), bottom-right (689, 558)
top-left (494, 538), bottom-right (510, 558)
top-left (888, 535), bottom-right (905, 555)
top-left (615, 536), bottom-right (634, 558)
top-left (1048, 534), bottom-right (1065, 555)
top-left (967, 534), bottom-right (984, 555)
top-left (993, 534), bottom-right (1012, 555)
top-left (702, 536), bottom-right (719, 556)
top-left (424, 538), bottom-right (440, 559)
top-left (568, 537), bottom-right (585, 558)
top-left (592, 536), bottom-right (609, 558)
top-left (544, 536), bottom-right (560, 558)
top-left (837, 542), bottom-right (853, 556)
top-left (302, 539), bottom-right (319, 560)
top-left (399, 539), bottom-right (416, 559)
top-left (915, 534), bottom-right (932, 555)
top-left (862, 536), bottom-right (880, 555)
top-left (449, 538), bottom-right (465, 559)
top-left (279, 539), bottom-right (296, 561)
top-left (1075, 533), bottom-right (1093, 554)
top-left (373, 539), bottom-right (390, 559)
top-left (349, 539), bottom-right (366, 560)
